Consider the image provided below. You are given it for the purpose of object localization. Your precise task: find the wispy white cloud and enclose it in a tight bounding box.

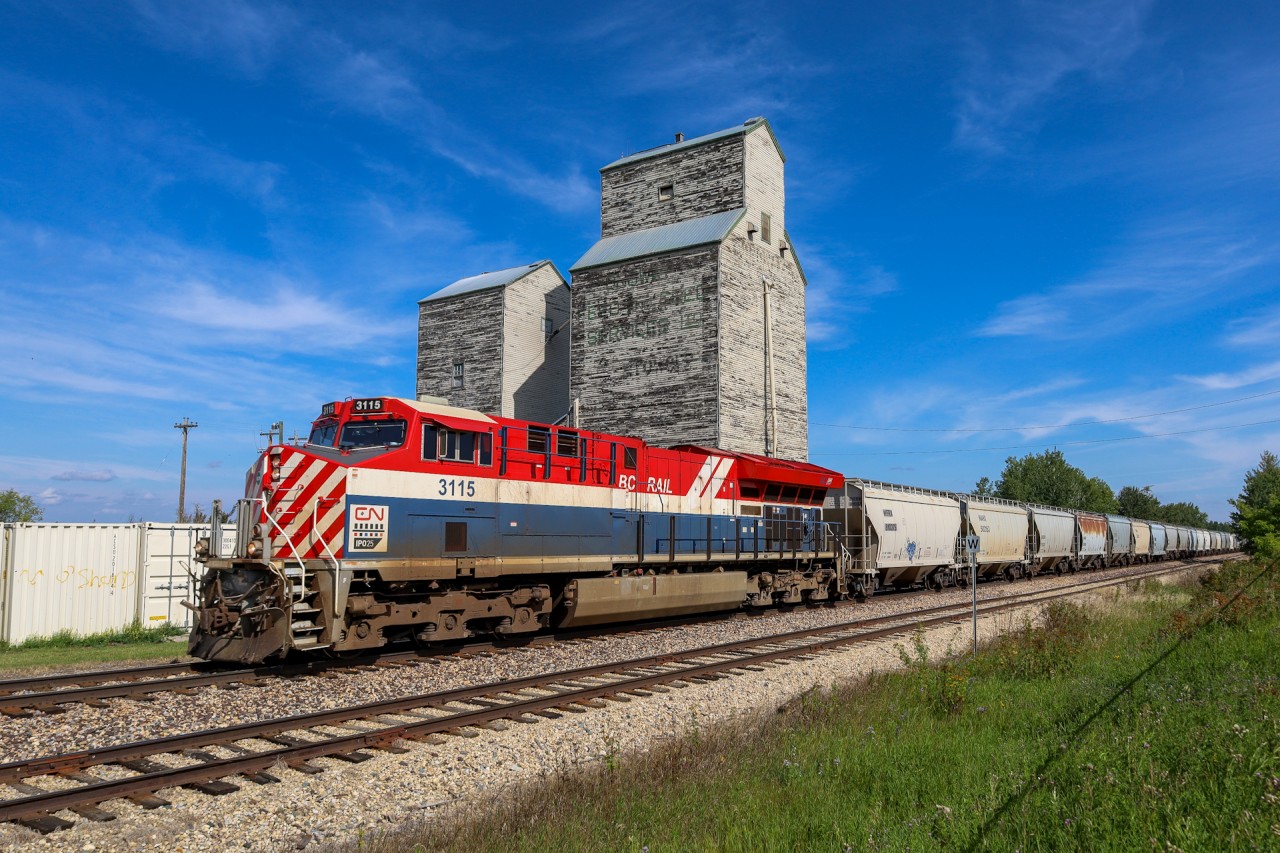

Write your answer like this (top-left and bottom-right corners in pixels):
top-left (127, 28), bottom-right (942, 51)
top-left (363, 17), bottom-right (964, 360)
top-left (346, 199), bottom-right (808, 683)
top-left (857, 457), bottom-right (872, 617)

top-left (127, 4), bottom-right (595, 213)
top-left (130, 0), bottom-right (298, 75)
top-left (563, 2), bottom-right (823, 134)
top-left (804, 256), bottom-right (901, 348)
top-left (977, 217), bottom-right (1271, 339)
top-left (0, 221), bottom-right (413, 418)
top-left (0, 454), bottom-right (170, 484)
top-left (1224, 305), bottom-right (1280, 348)
top-left (0, 73), bottom-right (282, 206)
top-left (52, 469), bottom-right (118, 482)
top-left (153, 280), bottom-right (402, 344)
top-left (38, 487), bottom-right (67, 507)
top-left (1178, 360), bottom-right (1280, 391)
top-left (954, 0), bottom-right (1155, 154)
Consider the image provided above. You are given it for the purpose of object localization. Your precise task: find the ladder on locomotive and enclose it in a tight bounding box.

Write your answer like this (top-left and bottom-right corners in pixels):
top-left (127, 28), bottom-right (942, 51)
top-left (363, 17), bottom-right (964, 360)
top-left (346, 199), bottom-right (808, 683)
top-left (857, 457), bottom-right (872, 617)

top-left (252, 496), bottom-right (331, 652)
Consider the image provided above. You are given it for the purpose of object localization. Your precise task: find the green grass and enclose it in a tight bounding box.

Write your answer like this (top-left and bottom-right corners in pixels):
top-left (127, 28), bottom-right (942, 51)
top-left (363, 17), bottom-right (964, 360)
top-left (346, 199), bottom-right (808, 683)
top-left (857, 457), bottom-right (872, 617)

top-left (0, 622), bottom-right (190, 673)
top-left (357, 561), bottom-right (1280, 852)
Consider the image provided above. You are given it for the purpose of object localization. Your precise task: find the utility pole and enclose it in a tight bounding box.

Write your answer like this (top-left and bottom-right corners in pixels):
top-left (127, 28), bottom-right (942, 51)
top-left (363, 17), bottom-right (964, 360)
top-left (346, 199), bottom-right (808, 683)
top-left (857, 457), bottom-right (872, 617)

top-left (260, 421), bottom-right (283, 447)
top-left (174, 417), bottom-right (199, 522)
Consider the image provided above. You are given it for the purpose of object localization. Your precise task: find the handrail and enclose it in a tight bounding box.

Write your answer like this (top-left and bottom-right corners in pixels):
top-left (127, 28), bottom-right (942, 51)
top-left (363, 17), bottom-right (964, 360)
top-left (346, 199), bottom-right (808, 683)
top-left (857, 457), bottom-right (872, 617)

top-left (848, 479), bottom-right (957, 501)
top-left (312, 498), bottom-right (343, 618)
top-left (252, 497), bottom-right (310, 602)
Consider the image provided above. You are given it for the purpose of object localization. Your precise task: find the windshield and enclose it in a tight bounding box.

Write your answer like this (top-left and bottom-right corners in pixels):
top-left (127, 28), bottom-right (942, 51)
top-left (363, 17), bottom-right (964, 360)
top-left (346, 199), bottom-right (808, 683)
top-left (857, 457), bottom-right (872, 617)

top-left (339, 419), bottom-right (407, 450)
top-left (308, 420), bottom-right (339, 447)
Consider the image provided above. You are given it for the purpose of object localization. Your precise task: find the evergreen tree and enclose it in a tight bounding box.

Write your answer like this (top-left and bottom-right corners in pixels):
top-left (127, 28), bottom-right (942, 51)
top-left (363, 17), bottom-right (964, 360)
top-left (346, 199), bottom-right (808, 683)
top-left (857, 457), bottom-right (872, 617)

top-left (1231, 450), bottom-right (1280, 559)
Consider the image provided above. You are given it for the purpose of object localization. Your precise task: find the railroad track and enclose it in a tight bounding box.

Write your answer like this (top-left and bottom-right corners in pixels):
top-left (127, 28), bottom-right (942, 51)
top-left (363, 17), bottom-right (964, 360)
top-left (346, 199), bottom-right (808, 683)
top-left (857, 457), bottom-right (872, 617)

top-left (0, 556), bottom-right (1227, 715)
top-left (0, 559), bottom-right (1208, 833)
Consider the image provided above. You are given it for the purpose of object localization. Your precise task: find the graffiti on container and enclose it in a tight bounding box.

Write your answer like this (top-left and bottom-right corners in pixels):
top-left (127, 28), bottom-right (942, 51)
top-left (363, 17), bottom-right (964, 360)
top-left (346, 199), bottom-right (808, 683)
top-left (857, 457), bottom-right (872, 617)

top-left (905, 540), bottom-right (917, 562)
top-left (6, 566), bottom-right (138, 590)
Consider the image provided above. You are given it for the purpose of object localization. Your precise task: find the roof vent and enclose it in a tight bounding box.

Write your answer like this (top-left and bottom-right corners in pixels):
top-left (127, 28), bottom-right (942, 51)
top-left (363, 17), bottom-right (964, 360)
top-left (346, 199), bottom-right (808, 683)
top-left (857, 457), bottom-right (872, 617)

top-left (675, 132), bottom-right (684, 142)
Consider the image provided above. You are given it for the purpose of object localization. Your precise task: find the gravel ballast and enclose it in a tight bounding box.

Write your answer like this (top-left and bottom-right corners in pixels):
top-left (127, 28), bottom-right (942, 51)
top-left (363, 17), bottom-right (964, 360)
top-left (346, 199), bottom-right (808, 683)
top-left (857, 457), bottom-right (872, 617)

top-left (0, 562), bottom-right (1214, 852)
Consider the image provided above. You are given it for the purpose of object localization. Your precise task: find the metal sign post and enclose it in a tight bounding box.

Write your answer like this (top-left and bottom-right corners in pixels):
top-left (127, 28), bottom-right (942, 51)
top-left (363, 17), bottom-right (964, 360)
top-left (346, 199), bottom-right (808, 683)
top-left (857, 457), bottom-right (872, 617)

top-left (966, 534), bottom-right (980, 658)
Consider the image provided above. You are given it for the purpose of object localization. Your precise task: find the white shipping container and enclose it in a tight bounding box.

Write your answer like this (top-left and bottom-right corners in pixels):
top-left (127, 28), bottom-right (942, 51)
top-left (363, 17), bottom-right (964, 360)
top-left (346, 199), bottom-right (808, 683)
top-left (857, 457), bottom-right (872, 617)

top-left (1, 524), bottom-right (142, 645)
top-left (140, 524), bottom-right (232, 630)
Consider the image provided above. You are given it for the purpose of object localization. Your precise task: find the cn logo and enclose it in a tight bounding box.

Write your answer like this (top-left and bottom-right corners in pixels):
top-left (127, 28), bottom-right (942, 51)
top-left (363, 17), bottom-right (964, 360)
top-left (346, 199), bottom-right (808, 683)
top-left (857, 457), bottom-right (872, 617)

top-left (353, 506), bottom-right (387, 523)
top-left (349, 505), bottom-right (389, 553)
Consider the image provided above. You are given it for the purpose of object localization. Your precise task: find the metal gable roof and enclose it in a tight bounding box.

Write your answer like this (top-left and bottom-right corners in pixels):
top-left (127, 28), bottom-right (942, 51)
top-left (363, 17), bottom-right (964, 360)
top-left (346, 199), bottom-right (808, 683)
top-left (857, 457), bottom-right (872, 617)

top-left (570, 208), bottom-right (745, 271)
top-left (601, 117), bottom-right (784, 171)
top-left (419, 260), bottom-right (565, 304)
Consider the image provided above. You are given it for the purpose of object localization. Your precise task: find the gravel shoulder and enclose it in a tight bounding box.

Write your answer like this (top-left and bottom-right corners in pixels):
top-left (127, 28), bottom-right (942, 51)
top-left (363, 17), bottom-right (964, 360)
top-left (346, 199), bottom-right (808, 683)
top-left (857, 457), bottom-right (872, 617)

top-left (0, 562), bottom-right (1212, 852)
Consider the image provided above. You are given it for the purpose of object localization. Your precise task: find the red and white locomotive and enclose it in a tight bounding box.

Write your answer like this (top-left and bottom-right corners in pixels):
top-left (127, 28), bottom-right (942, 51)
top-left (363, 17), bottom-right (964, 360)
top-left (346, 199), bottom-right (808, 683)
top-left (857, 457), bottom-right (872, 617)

top-left (190, 396), bottom-right (863, 663)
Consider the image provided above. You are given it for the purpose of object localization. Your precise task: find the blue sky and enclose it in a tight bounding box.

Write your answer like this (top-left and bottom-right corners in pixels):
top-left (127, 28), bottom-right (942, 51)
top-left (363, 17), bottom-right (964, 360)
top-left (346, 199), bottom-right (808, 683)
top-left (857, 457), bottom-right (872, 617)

top-left (1, 0), bottom-right (1277, 523)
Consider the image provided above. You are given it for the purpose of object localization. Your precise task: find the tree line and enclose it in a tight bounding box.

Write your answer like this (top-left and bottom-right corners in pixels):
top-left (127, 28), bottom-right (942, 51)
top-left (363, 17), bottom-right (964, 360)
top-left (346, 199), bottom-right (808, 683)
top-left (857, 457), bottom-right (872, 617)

top-left (972, 449), bottom-right (1231, 529)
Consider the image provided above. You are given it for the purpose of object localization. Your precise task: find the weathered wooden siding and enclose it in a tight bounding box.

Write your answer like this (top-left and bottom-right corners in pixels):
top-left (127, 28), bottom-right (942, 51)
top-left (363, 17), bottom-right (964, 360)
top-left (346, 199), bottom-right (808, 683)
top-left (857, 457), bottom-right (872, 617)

top-left (718, 223), bottom-right (809, 460)
top-left (719, 127), bottom-right (806, 459)
top-left (743, 127), bottom-right (785, 238)
top-left (600, 136), bottom-right (746, 238)
top-left (502, 265), bottom-right (571, 423)
top-left (416, 287), bottom-right (504, 415)
top-left (571, 118), bottom-right (808, 459)
top-left (570, 248), bottom-right (721, 447)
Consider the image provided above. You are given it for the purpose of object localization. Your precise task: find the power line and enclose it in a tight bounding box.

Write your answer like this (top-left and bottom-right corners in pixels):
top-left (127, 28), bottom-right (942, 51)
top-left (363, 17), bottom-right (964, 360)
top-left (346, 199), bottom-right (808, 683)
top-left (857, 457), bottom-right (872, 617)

top-left (814, 416), bottom-right (1280, 457)
top-left (810, 388), bottom-right (1280, 433)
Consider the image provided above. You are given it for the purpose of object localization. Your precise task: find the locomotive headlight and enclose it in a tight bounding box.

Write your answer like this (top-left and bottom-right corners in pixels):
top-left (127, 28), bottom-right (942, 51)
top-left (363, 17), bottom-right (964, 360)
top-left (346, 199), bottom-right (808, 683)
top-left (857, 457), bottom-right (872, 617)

top-left (194, 537), bottom-right (210, 560)
top-left (246, 540), bottom-right (261, 557)
top-left (271, 467), bottom-right (282, 482)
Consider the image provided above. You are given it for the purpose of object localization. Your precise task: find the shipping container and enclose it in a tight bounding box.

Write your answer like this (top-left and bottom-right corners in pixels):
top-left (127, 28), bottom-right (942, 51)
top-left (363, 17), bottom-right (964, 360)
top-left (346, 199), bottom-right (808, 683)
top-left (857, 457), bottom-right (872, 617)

top-left (1132, 520), bottom-right (1152, 563)
top-left (1027, 505), bottom-right (1075, 574)
top-left (827, 481), bottom-right (960, 588)
top-left (140, 524), bottom-right (236, 630)
top-left (1, 524), bottom-right (142, 645)
top-left (959, 496), bottom-right (1029, 578)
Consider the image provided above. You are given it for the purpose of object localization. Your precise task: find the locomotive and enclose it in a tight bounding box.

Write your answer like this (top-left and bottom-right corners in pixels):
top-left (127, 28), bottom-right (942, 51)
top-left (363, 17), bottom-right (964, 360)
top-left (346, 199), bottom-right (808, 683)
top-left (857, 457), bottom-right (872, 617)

top-left (190, 396), bottom-right (870, 664)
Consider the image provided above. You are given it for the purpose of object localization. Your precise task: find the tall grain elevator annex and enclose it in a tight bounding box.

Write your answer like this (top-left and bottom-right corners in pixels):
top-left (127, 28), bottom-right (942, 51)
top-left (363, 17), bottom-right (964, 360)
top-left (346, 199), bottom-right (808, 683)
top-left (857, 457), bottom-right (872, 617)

top-left (417, 116), bottom-right (810, 461)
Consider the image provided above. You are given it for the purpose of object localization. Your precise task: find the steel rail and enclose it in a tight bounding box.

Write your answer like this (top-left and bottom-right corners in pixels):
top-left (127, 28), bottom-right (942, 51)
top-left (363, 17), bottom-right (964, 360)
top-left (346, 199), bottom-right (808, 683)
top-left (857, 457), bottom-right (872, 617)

top-left (0, 560), bottom-right (1209, 830)
top-left (0, 556), bottom-right (1225, 712)
top-left (0, 661), bottom-right (203, 697)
